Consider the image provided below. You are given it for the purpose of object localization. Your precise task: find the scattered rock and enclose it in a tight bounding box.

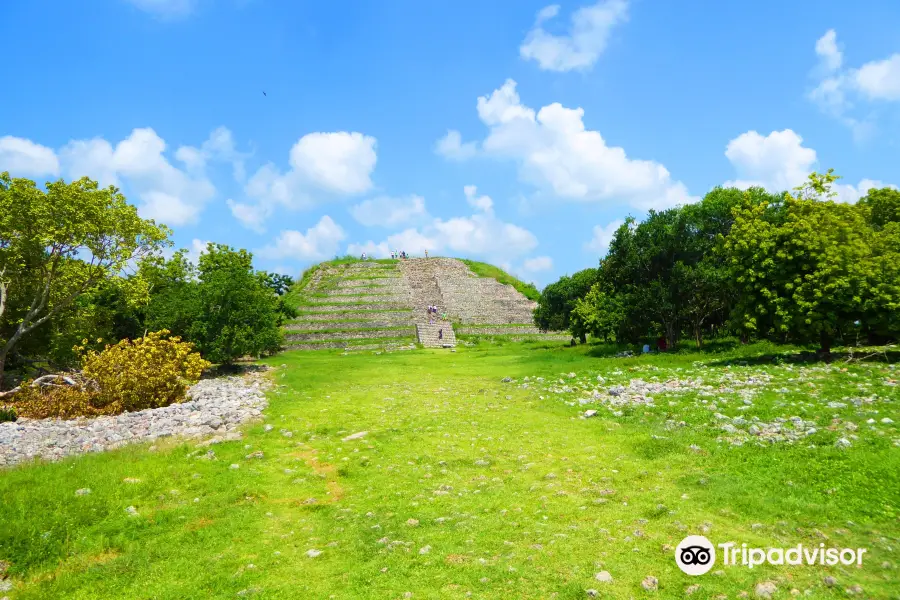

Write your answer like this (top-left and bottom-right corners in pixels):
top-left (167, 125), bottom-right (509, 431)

top-left (125, 506), bottom-right (139, 517)
top-left (595, 571), bottom-right (613, 583)
top-left (75, 488), bottom-right (91, 496)
top-left (305, 549), bottom-right (322, 558)
top-left (342, 431), bottom-right (368, 442)
top-left (754, 581), bottom-right (777, 598)
top-left (641, 575), bottom-right (658, 591)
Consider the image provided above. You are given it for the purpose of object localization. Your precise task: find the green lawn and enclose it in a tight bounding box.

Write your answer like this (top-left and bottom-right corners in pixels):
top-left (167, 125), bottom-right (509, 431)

top-left (1, 342), bottom-right (898, 598)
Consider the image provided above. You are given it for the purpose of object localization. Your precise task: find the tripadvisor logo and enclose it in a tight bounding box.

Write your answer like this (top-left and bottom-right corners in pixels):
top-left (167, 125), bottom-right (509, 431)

top-left (675, 535), bottom-right (868, 575)
top-left (676, 535), bottom-right (716, 575)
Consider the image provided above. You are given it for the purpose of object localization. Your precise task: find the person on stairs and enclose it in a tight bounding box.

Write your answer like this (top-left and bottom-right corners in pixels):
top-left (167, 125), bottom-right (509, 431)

top-left (438, 328), bottom-right (443, 340)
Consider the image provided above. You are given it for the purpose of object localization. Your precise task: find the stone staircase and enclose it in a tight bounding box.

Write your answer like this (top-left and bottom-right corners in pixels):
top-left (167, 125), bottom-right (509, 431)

top-left (416, 322), bottom-right (457, 348)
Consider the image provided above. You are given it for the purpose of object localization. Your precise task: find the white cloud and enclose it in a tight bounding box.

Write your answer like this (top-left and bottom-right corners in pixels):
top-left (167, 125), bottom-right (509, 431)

top-left (724, 129), bottom-right (817, 192)
top-left (723, 128), bottom-right (895, 203)
top-left (435, 130), bottom-right (478, 160)
top-left (259, 216), bottom-right (347, 261)
top-left (176, 126), bottom-right (248, 182)
top-left (227, 198), bottom-right (267, 233)
top-left (855, 54), bottom-right (900, 101)
top-left (348, 187), bottom-right (538, 264)
top-left (520, 0), bottom-right (629, 72)
top-left (235, 131), bottom-right (377, 231)
top-left (125, 0), bottom-right (196, 18)
top-left (814, 29), bottom-right (842, 72)
top-left (0, 136), bottom-right (60, 177)
top-left (809, 30), bottom-right (900, 134)
top-left (442, 79), bottom-right (694, 211)
top-left (1, 127), bottom-right (236, 226)
top-left (585, 219), bottom-right (624, 255)
top-left (833, 179), bottom-right (898, 204)
top-left (349, 195), bottom-right (427, 227)
top-left (464, 185), bottom-right (493, 213)
top-left (186, 238), bottom-right (210, 266)
top-left (522, 255), bottom-right (553, 272)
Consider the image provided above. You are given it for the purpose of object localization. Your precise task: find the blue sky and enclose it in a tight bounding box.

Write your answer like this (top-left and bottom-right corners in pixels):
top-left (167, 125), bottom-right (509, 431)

top-left (2, 0), bottom-right (899, 286)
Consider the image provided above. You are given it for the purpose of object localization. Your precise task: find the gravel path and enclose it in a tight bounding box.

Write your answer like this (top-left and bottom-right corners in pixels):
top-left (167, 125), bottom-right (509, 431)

top-left (0, 371), bottom-right (270, 468)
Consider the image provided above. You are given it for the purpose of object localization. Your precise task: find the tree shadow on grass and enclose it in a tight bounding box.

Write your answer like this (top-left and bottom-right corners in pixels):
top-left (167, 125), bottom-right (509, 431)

top-left (582, 337), bottom-right (899, 366)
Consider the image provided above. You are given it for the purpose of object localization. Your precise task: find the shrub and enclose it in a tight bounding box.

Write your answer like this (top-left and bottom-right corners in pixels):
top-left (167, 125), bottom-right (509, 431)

top-left (0, 406), bottom-right (16, 422)
top-left (13, 330), bottom-right (210, 419)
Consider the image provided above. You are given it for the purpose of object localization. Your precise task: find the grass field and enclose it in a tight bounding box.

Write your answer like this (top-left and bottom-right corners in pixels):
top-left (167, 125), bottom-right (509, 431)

top-left (1, 342), bottom-right (898, 598)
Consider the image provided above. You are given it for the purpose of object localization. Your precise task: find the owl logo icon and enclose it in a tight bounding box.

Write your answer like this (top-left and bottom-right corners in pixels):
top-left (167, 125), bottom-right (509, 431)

top-left (675, 536), bottom-right (716, 575)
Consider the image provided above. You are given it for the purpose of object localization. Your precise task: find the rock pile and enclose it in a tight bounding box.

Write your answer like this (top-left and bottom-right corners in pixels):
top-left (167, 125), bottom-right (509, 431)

top-left (0, 371), bottom-right (270, 468)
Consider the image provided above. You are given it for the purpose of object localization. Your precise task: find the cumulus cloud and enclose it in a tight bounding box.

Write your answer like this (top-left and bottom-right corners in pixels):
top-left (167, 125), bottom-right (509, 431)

top-left (723, 128), bottom-right (895, 203)
top-left (1, 127), bottom-right (239, 226)
top-left (809, 30), bottom-right (900, 136)
top-left (176, 126), bottom-right (248, 182)
top-left (439, 79), bottom-right (694, 211)
top-left (814, 29), bottom-right (843, 72)
top-left (259, 216), bottom-right (347, 261)
top-left (233, 131), bottom-right (377, 231)
top-left (464, 185), bottom-right (493, 213)
top-left (724, 129), bottom-right (817, 192)
top-left (349, 195), bottom-right (427, 227)
top-left (435, 130), bottom-right (478, 160)
top-left (585, 219), bottom-right (624, 255)
top-left (226, 198), bottom-right (267, 233)
top-left (0, 136), bottom-right (60, 178)
top-left (520, 0), bottom-right (629, 72)
top-left (348, 187), bottom-right (538, 264)
top-left (521, 255), bottom-right (553, 273)
top-left (855, 54), bottom-right (900, 101)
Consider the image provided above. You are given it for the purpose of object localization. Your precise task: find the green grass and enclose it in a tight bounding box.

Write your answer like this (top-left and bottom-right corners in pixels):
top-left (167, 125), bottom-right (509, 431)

top-left (1, 342), bottom-right (898, 598)
top-left (460, 259), bottom-right (541, 301)
top-left (285, 335), bottom-right (416, 346)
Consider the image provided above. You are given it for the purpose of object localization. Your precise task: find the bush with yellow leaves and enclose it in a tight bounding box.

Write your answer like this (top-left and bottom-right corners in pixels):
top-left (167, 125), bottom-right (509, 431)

top-left (13, 330), bottom-right (211, 419)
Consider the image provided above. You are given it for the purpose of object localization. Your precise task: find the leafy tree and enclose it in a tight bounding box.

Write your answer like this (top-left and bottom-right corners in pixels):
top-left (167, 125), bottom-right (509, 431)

top-left (0, 173), bottom-right (169, 388)
top-left (570, 280), bottom-right (624, 343)
top-left (258, 272), bottom-right (294, 296)
top-left (859, 187), bottom-right (900, 230)
top-left (723, 187), bottom-right (873, 353)
top-left (533, 268), bottom-right (599, 342)
top-left (140, 251), bottom-right (201, 338)
top-left (187, 244), bottom-right (284, 364)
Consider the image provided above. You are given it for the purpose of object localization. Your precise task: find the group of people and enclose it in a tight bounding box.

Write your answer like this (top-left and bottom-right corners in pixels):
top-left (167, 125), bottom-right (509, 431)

top-left (358, 249), bottom-right (432, 260)
top-left (427, 304), bottom-right (447, 324)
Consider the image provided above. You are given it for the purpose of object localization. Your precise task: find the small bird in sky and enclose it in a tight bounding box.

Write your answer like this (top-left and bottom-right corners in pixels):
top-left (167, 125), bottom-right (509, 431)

top-left (263, 91), bottom-right (267, 97)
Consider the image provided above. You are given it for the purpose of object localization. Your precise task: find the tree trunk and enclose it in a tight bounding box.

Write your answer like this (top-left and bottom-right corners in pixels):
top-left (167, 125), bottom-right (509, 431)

top-left (694, 325), bottom-right (703, 348)
top-left (819, 332), bottom-right (832, 356)
top-left (579, 332), bottom-right (586, 344)
top-left (0, 352), bottom-right (6, 392)
top-left (665, 321), bottom-right (677, 350)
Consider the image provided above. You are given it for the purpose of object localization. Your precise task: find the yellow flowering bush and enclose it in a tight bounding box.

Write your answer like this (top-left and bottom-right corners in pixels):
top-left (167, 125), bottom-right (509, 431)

top-left (13, 330), bottom-right (211, 419)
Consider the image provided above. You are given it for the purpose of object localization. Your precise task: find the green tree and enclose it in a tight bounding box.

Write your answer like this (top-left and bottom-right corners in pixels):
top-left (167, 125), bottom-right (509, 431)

top-left (722, 188), bottom-right (873, 353)
top-left (187, 244), bottom-right (283, 364)
top-left (533, 268), bottom-right (599, 342)
top-left (0, 173), bottom-right (169, 388)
